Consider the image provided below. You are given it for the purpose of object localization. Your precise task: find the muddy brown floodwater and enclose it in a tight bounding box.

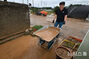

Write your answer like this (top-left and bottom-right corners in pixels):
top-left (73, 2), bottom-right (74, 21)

top-left (0, 14), bottom-right (89, 59)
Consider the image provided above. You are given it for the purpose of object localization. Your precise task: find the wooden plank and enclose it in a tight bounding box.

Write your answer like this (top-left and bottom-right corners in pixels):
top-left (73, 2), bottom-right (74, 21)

top-left (35, 27), bottom-right (60, 42)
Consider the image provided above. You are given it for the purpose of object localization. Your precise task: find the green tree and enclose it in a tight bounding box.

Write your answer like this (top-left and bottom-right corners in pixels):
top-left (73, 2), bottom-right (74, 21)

top-left (53, 6), bottom-right (59, 12)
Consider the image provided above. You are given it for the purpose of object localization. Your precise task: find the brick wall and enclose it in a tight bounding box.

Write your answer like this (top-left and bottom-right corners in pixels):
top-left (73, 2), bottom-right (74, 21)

top-left (0, 1), bottom-right (30, 39)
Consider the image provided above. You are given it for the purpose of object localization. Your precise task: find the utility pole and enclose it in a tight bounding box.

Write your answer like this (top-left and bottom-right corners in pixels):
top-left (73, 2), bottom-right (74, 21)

top-left (32, 0), bottom-right (34, 13)
top-left (27, 0), bottom-right (29, 5)
top-left (22, 0), bottom-right (24, 4)
top-left (41, 0), bottom-right (42, 7)
top-left (32, 0), bottom-right (34, 7)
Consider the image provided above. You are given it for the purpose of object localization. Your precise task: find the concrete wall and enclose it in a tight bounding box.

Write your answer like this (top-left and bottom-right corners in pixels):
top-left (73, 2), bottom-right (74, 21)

top-left (0, 1), bottom-right (30, 39)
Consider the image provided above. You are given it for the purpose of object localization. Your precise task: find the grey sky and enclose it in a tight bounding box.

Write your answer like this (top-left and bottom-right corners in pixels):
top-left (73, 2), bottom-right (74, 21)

top-left (6, 0), bottom-right (89, 7)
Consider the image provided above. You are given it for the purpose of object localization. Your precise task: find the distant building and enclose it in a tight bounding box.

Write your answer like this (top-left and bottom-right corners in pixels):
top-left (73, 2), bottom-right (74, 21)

top-left (68, 5), bottom-right (89, 20)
